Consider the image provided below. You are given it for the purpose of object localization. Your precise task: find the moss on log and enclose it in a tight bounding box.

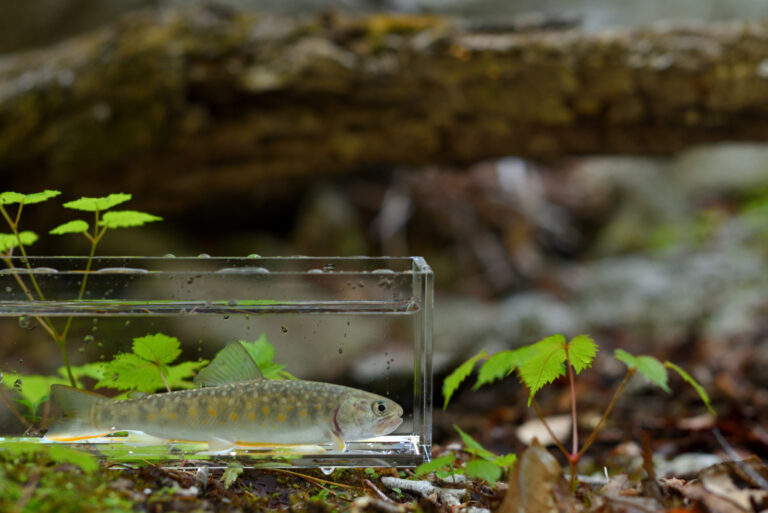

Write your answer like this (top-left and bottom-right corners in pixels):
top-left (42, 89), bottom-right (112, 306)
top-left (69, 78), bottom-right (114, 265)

top-left (3, 5), bottom-right (768, 206)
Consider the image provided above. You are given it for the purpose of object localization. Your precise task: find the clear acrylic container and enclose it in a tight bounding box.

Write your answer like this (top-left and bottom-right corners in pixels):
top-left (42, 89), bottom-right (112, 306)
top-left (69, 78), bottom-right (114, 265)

top-left (0, 256), bottom-right (433, 468)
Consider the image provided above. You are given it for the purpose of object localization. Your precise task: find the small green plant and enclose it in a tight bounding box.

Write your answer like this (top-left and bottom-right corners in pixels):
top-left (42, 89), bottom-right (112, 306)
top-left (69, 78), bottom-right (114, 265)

top-left (0, 190), bottom-right (161, 387)
top-left (443, 334), bottom-right (714, 487)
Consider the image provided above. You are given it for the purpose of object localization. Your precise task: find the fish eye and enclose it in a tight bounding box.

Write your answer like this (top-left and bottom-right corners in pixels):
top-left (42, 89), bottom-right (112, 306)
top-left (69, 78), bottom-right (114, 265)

top-left (372, 400), bottom-right (388, 416)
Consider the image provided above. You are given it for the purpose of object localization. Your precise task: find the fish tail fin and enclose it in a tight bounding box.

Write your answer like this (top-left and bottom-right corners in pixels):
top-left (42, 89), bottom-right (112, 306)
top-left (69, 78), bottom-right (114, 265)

top-left (45, 385), bottom-right (110, 441)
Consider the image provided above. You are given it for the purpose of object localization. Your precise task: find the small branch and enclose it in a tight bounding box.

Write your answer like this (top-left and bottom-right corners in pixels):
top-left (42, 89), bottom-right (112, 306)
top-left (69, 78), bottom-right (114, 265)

top-left (578, 368), bottom-right (636, 459)
top-left (565, 351), bottom-right (578, 457)
top-left (364, 478), bottom-right (396, 504)
top-left (530, 397), bottom-right (570, 459)
top-left (157, 366), bottom-right (172, 393)
top-left (381, 476), bottom-right (466, 508)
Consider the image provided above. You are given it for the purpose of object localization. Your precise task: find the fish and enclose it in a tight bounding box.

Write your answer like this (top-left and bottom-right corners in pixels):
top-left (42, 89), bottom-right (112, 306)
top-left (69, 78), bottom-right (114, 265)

top-left (44, 341), bottom-right (403, 452)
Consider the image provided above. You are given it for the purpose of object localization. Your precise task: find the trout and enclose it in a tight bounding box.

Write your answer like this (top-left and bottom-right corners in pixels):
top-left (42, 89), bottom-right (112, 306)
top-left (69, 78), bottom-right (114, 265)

top-left (45, 341), bottom-right (403, 451)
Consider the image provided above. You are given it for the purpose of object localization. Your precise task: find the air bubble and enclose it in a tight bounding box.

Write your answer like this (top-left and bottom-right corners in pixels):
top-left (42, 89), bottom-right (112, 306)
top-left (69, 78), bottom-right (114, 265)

top-left (163, 254), bottom-right (176, 258)
top-left (124, 320), bottom-right (131, 327)
top-left (322, 263), bottom-right (335, 272)
top-left (18, 316), bottom-right (35, 330)
top-left (84, 335), bottom-right (95, 344)
top-left (338, 348), bottom-right (343, 354)
top-left (281, 325), bottom-right (288, 333)
top-left (197, 253), bottom-right (211, 258)
top-left (227, 300), bottom-right (237, 306)
top-left (319, 467), bottom-right (335, 475)
top-left (223, 315), bottom-right (230, 320)
top-left (13, 379), bottom-right (22, 390)
top-left (4, 286), bottom-right (11, 293)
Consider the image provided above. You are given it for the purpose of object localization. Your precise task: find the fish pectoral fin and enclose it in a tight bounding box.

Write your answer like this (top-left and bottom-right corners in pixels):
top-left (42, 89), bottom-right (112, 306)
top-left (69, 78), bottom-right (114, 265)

top-left (330, 431), bottom-right (346, 452)
top-left (206, 437), bottom-right (237, 452)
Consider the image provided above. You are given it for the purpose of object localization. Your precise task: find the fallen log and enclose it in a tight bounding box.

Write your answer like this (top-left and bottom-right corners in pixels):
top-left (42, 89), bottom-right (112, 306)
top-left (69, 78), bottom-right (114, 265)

top-left (2, 5), bottom-right (768, 209)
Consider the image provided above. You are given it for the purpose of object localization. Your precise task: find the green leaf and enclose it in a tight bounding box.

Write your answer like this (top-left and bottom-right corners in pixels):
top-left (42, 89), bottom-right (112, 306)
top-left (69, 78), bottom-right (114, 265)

top-left (48, 445), bottom-right (99, 473)
top-left (165, 360), bottom-right (209, 389)
top-left (0, 231), bottom-right (38, 252)
top-left (665, 361), bottom-right (716, 416)
top-left (614, 349), bottom-right (670, 393)
top-left (519, 334), bottom-right (567, 406)
top-left (49, 220), bottom-right (89, 235)
top-left (0, 442), bottom-right (97, 473)
top-left (239, 335), bottom-right (286, 379)
top-left (474, 349), bottom-right (527, 390)
top-left (63, 193), bottom-right (132, 212)
top-left (221, 462), bottom-right (244, 489)
top-left (568, 334), bottom-right (598, 374)
top-left (1, 372), bottom-right (68, 417)
top-left (133, 333), bottom-right (181, 365)
top-left (414, 454), bottom-right (456, 477)
top-left (20, 190), bottom-right (62, 205)
top-left (99, 210), bottom-right (162, 229)
top-left (464, 459), bottom-right (502, 485)
top-left (454, 425), bottom-right (497, 462)
top-left (442, 350), bottom-right (486, 409)
top-left (96, 353), bottom-right (164, 392)
top-left (0, 192), bottom-right (25, 204)
top-left (492, 453), bottom-right (517, 468)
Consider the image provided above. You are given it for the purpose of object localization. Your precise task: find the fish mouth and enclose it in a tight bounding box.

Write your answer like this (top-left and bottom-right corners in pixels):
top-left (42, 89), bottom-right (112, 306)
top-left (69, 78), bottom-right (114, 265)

top-left (374, 413), bottom-right (403, 436)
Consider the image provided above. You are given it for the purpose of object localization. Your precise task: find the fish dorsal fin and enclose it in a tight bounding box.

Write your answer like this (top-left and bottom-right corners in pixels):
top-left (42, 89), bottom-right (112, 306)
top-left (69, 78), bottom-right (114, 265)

top-left (194, 341), bottom-right (263, 387)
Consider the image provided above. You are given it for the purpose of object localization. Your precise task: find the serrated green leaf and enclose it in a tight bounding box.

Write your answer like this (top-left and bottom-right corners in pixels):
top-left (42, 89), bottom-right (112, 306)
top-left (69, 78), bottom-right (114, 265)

top-left (96, 353), bottom-right (163, 392)
top-left (221, 462), bottom-right (244, 488)
top-left (63, 193), bottom-right (132, 212)
top-left (665, 361), bottom-right (716, 416)
top-left (99, 210), bottom-right (163, 229)
top-left (454, 425), bottom-right (497, 462)
top-left (464, 459), bottom-right (502, 485)
top-left (568, 334), bottom-right (598, 374)
top-left (519, 334), bottom-right (567, 406)
top-left (133, 333), bottom-right (181, 365)
top-left (0, 231), bottom-right (38, 252)
top-left (414, 454), bottom-right (456, 477)
top-left (474, 349), bottom-right (526, 390)
top-left (614, 349), bottom-right (670, 393)
top-left (165, 360), bottom-right (209, 389)
top-left (492, 453), bottom-right (517, 468)
top-left (443, 350), bottom-right (486, 409)
top-left (0, 191), bottom-right (25, 204)
top-left (49, 219), bottom-right (89, 235)
top-left (20, 190), bottom-right (61, 205)
top-left (239, 335), bottom-right (287, 379)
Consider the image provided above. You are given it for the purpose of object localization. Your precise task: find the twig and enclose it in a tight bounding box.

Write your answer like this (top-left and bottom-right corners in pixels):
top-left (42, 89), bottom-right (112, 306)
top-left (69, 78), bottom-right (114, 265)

top-left (268, 468), bottom-right (356, 492)
top-left (578, 368), bottom-right (635, 459)
top-left (380, 476), bottom-right (466, 508)
top-left (529, 397), bottom-right (570, 459)
top-left (713, 427), bottom-right (768, 491)
top-left (364, 478), bottom-right (396, 504)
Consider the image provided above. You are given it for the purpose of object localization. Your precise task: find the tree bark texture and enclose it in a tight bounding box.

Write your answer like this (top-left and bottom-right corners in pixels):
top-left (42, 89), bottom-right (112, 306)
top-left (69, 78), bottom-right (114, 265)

top-left (2, 5), bottom-right (768, 207)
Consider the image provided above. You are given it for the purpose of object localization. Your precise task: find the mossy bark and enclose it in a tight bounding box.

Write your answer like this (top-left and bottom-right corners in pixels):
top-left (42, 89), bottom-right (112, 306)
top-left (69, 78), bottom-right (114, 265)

top-left (3, 6), bottom-right (768, 206)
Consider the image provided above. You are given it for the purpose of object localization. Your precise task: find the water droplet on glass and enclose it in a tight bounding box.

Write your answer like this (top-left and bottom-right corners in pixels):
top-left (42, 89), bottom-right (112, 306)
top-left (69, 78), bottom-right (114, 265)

top-left (281, 325), bottom-right (288, 333)
top-left (163, 254), bottom-right (176, 258)
top-left (197, 253), bottom-right (211, 258)
top-left (92, 326), bottom-right (98, 332)
top-left (319, 467), bottom-right (335, 476)
top-left (92, 318), bottom-right (99, 325)
top-left (124, 320), bottom-right (131, 327)
top-left (18, 316), bottom-right (35, 329)
top-left (4, 286), bottom-right (11, 293)
top-left (223, 315), bottom-right (230, 320)
top-left (338, 348), bottom-right (343, 354)
top-left (84, 335), bottom-right (95, 344)
top-left (13, 379), bottom-right (22, 390)
top-left (322, 263), bottom-right (335, 272)
top-left (78, 347), bottom-right (85, 353)
top-left (187, 277), bottom-right (194, 284)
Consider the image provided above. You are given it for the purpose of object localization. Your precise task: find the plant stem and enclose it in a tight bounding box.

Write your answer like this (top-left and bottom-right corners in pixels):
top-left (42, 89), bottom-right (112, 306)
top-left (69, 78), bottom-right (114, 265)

top-left (577, 368), bottom-right (636, 459)
top-left (0, 385), bottom-right (30, 429)
top-left (565, 349), bottom-right (579, 488)
top-left (530, 397), bottom-right (570, 460)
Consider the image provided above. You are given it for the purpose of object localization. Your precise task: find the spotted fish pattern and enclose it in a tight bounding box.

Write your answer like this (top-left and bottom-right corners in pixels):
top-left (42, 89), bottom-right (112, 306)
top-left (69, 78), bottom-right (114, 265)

top-left (45, 342), bottom-right (403, 451)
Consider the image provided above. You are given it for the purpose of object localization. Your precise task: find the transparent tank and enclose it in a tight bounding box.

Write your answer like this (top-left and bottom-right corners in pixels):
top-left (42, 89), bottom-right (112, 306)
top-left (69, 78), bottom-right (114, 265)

top-left (0, 256), bottom-right (433, 468)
